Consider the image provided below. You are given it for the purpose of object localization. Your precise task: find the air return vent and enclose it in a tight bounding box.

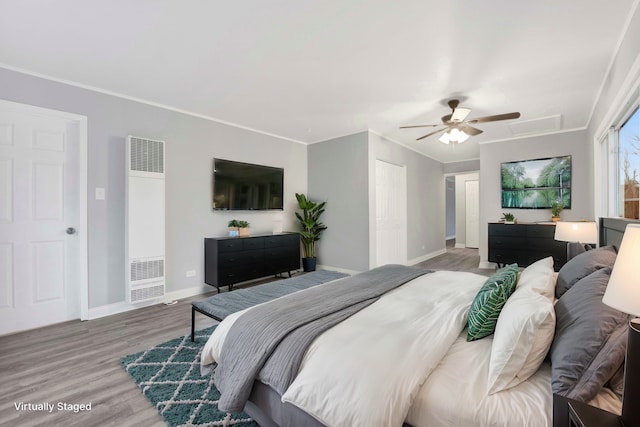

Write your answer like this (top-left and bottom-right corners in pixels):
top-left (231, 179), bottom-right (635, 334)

top-left (129, 137), bottom-right (164, 173)
top-left (126, 136), bottom-right (166, 304)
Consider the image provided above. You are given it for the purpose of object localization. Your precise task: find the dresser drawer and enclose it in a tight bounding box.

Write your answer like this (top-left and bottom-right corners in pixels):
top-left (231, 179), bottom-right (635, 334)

top-left (218, 249), bottom-right (264, 266)
top-left (243, 238), bottom-right (264, 250)
top-left (217, 239), bottom-right (243, 252)
top-left (264, 234), bottom-right (299, 248)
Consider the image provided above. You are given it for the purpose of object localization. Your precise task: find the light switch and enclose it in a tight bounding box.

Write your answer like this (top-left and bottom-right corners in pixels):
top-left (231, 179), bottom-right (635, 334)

top-left (95, 187), bottom-right (105, 200)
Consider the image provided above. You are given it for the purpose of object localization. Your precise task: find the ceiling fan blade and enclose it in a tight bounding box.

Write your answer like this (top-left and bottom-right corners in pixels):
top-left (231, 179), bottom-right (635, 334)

top-left (399, 124), bottom-right (440, 129)
top-left (458, 123), bottom-right (483, 136)
top-left (451, 107), bottom-right (471, 123)
top-left (416, 127), bottom-right (447, 141)
top-left (467, 112), bottom-right (521, 124)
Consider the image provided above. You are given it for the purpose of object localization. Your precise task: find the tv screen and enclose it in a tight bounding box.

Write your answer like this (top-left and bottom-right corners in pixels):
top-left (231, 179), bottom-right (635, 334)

top-left (501, 155), bottom-right (571, 209)
top-left (212, 159), bottom-right (284, 210)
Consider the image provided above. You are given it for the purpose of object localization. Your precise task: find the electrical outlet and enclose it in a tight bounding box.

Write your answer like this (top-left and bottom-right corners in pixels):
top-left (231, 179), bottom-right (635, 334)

top-left (186, 270), bottom-right (196, 278)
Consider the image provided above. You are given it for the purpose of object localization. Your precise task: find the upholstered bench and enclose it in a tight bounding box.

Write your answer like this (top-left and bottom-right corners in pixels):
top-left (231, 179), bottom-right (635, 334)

top-left (191, 270), bottom-right (349, 341)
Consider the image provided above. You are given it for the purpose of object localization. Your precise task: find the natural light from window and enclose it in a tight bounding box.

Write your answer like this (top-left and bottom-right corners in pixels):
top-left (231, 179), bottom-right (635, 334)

top-left (619, 108), bottom-right (640, 219)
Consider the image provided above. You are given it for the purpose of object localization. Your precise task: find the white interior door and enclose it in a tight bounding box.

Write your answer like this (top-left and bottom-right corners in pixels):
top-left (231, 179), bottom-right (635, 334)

top-left (465, 180), bottom-right (480, 248)
top-left (375, 160), bottom-right (407, 266)
top-left (0, 101), bottom-right (83, 335)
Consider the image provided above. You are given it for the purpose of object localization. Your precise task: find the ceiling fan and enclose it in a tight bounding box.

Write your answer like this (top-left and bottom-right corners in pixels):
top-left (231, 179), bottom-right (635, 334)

top-left (400, 99), bottom-right (520, 144)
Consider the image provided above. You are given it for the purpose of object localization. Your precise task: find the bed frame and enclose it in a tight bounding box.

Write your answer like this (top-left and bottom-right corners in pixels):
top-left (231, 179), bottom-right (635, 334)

top-left (599, 217), bottom-right (640, 248)
top-left (244, 217), bottom-right (640, 427)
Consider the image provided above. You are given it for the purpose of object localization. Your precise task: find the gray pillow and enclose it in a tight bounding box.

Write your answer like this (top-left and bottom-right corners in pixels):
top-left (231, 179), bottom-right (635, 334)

top-left (555, 245), bottom-right (617, 299)
top-left (550, 267), bottom-right (629, 402)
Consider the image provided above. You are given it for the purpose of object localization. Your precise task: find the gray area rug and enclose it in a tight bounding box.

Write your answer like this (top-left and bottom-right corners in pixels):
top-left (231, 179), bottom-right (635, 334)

top-left (193, 270), bottom-right (349, 320)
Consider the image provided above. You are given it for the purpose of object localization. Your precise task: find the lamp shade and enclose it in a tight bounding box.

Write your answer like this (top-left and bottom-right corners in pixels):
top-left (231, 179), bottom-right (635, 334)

top-left (553, 221), bottom-right (597, 244)
top-left (603, 224), bottom-right (640, 317)
top-left (438, 128), bottom-right (469, 144)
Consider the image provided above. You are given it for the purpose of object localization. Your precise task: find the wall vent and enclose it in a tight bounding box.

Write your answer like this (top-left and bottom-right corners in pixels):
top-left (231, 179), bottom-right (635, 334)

top-left (130, 259), bottom-right (165, 282)
top-left (129, 137), bottom-right (164, 173)
top-left (126, 136), bottom-right (166, 304)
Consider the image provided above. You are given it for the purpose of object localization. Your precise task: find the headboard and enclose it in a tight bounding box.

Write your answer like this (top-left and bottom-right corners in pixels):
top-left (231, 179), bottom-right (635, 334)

top-left (599, 217), bottom-right (640, 248)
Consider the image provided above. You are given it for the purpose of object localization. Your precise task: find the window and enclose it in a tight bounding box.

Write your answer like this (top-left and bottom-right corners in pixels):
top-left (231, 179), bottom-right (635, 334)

top-left (618, 108), bottom-right (640, 219)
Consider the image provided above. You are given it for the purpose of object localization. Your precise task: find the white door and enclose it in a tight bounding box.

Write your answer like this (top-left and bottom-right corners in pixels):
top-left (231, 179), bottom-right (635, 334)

top-left (0, 101), bottom-right (84, 335)
top-left (375, 160), bottom-right (407, 266)
top-left (465, 180), bottom-right (480, 248)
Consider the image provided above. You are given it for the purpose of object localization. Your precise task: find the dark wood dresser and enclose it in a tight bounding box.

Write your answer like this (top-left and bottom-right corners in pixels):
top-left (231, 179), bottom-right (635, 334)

top-left (488, 222), bottom-right (567, 271)
top-left (204, 233), bottom-right (300, 292)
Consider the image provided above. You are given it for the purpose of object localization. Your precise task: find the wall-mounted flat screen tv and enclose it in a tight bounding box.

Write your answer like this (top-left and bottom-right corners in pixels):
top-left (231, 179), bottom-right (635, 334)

top-left (501, 155), bottom-right (571, 209)
top-left (212, 158), bottom-right (284, 210)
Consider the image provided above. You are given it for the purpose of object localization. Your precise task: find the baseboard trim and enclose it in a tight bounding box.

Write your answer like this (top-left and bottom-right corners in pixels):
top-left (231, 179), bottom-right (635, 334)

top-left (87, 285), bottom-right (210, 320)
top-left (454, 243), bottom-right (466, 249)
top-left (478, 261), bottom-right (496, 270)
top-left (446, 235), bottom-right (456, 240)
top-left (408, 248), bottom-right (447, 266)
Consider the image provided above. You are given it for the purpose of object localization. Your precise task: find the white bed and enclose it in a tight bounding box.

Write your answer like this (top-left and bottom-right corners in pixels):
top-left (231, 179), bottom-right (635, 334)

top-left (201, 220), bottom-right (629, 427)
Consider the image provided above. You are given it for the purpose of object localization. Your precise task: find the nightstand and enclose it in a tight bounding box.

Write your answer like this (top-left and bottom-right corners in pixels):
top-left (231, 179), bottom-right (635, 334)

top-left (553, 394), bottom-right (624, 427)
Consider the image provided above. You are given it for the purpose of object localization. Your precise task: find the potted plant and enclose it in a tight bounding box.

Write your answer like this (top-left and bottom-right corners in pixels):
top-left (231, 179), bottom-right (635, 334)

top-left (237, 220), bottom-right (250, 237)
top-left (501, 212), bottom-right (516, 224)
top-left (228, 219), bottom-right (240, 237)
top-left (550, 202), bottom-right (564, 222)
top-left (228, 219), bottom-right (250, 237)
top-left (294, 193), bottom-right (327, 272)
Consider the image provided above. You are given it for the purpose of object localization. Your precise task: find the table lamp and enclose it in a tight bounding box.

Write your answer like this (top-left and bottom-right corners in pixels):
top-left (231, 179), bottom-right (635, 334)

top-left (602, 223), bottom-right (640, 427)
top-left (554, 221), bottom-right (598, 260)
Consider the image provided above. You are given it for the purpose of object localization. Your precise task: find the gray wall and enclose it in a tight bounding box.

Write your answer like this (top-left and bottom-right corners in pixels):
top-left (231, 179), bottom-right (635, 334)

top-left (307, 131), bottom-right (446, 272)
top-left (307, 132), bottom-right (370, 272)
top-left (478, 130), bottom-right (591, 266)
top-left (371, 133), bottom-right (445, 264)
top-left (0, 67), bottom-right (307, 309)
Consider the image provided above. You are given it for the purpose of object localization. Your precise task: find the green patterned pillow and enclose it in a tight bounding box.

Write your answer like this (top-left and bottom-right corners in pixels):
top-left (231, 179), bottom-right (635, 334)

top-left (467, 264), bottom-right (519, 341)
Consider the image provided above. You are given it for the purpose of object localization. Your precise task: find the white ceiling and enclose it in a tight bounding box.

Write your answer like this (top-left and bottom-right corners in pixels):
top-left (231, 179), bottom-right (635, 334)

top-left (0, 1), bottom-right (637, 162)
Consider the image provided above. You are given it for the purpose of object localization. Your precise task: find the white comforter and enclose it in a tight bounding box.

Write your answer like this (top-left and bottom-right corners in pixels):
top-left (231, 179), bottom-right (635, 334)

top-left (202, 270), bottom-right (486, 427)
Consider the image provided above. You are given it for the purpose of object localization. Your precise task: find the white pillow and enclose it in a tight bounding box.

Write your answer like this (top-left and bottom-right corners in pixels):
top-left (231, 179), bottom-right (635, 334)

top-left (517, 256), bottom-right (556, 300)
top-left (487, 289), bottom-right (556, 394)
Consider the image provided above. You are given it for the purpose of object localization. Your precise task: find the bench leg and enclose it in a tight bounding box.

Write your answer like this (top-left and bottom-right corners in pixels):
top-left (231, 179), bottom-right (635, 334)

top-left (191, 306), bottom-right (195, 342)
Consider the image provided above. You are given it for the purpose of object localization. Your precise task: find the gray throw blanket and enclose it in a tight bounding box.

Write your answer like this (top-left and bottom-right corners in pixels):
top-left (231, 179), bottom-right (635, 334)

top-left (213, 264), bottom-right (429, 412)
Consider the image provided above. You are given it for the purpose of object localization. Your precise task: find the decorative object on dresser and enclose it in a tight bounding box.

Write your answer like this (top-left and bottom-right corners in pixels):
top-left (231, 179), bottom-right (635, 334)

top-left (228, 219), bottom-right (250, 237)
top-left (602, 223), bottom-right (640, 427)
top-left (204, 233), bottom-right (300, 292)
top-left (550, 201), bottom-right (564, 222)
top-left (294, 193), bottom-right (327, 272)
top-left (488, 222), bottom-right (567, 271)
top-left (501, 212), bottom-right (516, 224)
top-left (554, 221), bottom-right (597, 260)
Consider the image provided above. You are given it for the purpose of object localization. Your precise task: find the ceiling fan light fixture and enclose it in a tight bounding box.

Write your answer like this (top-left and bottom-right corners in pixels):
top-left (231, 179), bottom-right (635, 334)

top-left (439, 128), bottom-right (469, 144)
top-left (438, 131), bottom-right (451, 144)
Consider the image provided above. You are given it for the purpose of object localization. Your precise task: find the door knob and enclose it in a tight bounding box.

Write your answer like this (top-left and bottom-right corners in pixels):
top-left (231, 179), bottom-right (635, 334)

top-left (66, 227), bottom-right (76, 235)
